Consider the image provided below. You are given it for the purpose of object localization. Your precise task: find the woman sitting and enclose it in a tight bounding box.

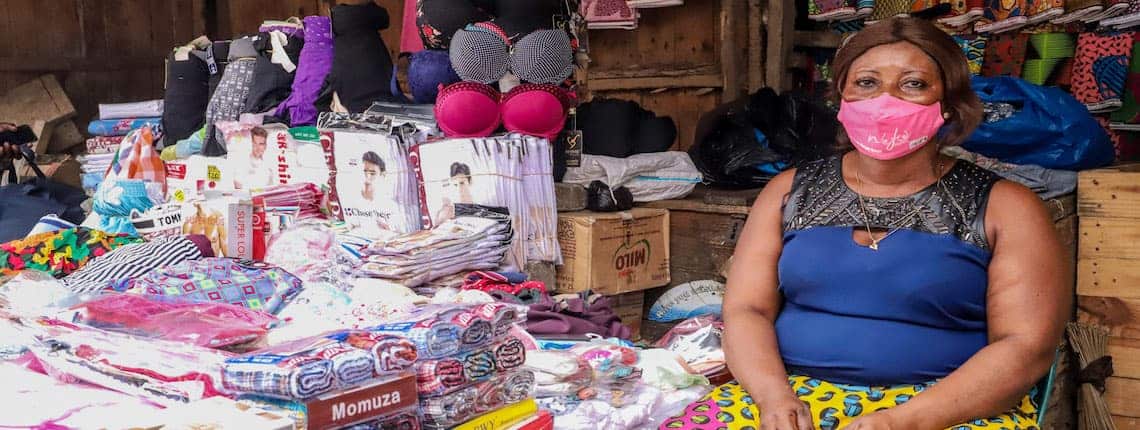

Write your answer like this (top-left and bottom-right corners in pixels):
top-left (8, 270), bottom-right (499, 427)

top-left (662, 17), bottom-right (1069, 430)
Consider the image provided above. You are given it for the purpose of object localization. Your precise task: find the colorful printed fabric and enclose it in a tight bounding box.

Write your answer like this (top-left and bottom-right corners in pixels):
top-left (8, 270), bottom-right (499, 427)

top-left (366, 303), bottom-right (525, 359)
top-left (809, 0), bottom-right (857, 21)
top-left (659, 377), bottom-right (1039, 430)
top-left (0, 228), bottom-right (141, 278)
top-left (87, 118), bottom-right (163, 137)
top-left (868, 0), bottom-right (912, 21)
top-left (911, 0), bottom-right (952, 18)
top-left (939, 0), bottom-right (987, 25)
top-left (1071, 31), bottom-right (1136, 113)
top-left (976, 0), bottom-right (1029, 33)
top-left (122, 258), bottom-right (304, 315)
top-left (1025, 0), bottom-right (1064, 23)
top-left (107, 126), bottom-right (166, 188)
top-left (982, 32), bottom-right (1030, 77)
top-left (414, 335), bottom-right (527, 396)
top-left (420, 370), bottom-right (536, 430)
top-left (1112, 32), bottom-right (1140, 123)
top-left (955, 34), bottom-right (989, 75)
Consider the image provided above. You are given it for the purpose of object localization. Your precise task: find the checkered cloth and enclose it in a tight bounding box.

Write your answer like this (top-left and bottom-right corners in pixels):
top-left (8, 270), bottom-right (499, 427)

top-left (413, 335), bottom-right (528, 397)
top-left (123, 258), bottom-right (303, 315)
top-left (419, 370), bottom-right (536, 429)
top-left (331, 331), bottom-right (419, 375)
top-left (108, 126), bottom-right (166, 190)
top-left (223, 352), bottom-right (335, 399)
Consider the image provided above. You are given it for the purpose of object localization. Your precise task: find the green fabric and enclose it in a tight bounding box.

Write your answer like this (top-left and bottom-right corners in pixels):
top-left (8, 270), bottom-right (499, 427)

top-left (1111, 33), bottom-right (1140, 124)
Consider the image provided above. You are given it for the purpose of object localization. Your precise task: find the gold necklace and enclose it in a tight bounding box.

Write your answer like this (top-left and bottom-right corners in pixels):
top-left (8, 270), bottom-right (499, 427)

top-left (853, 158), bottom-right (944, 251)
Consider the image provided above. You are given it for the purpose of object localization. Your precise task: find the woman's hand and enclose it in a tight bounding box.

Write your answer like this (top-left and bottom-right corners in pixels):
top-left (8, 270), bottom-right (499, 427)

top-left (0, 123), bottom-right (19, 161)
top-left (757, 393), bottom-right (814, 430)
top-left (844, 410), bottom-right (907, 430)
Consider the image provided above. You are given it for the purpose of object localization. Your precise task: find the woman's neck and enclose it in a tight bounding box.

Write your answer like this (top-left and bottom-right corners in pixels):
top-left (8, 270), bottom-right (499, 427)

top-left (845, 146), bottom-right (944, 196)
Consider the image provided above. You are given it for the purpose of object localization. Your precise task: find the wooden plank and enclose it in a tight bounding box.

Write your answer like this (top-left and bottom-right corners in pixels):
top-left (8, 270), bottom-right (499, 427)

top-left (1107, 377), bottom-right (1140, 418)
top-left (642, 198), bottom-right (752, 216)
top-left (1080, 217), bottom-right (1140, 261)
top-left (591, 65), bottom-right (723, 80)
top-left (0, 56), bottom-right (164, 72)
top-left (747, 0), bottom-right (764, 92)
top-left (1077, 258), bottom-right (1140, 299)
top-left (720, 0), bottom-right (748, 99)
top-left (795, 30), bottom-right (845, 48)
top-left (49, 121), bottom-right (85, 155)
top-left (764, 0), bottom-right (795, 92)
top-left (1077, 164), bottom-right (1140, 219)
top-left (667, 210), bottom-right (746, 285)
top-left (1109, 337), bottom-right (1140, 380)
top-left (0, 75), bottom-right (76, 126)
top-left (589, 74), bottom-right (724, 91)
top-left (1079, 296), bottom-right (1140, 340)
top-left (589, 1), bottom-right (719, 73)
top-left (1117, 415), bottom-right (1140, 430)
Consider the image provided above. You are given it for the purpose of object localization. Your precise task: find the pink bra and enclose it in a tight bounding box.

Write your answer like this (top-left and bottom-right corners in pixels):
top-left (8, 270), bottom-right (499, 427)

top-left (435, 81), bottom-right (575, 139)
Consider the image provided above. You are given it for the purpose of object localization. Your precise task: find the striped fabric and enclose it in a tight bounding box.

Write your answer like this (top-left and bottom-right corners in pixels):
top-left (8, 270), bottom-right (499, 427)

top-left (60, 235), bottom-right (208, 294)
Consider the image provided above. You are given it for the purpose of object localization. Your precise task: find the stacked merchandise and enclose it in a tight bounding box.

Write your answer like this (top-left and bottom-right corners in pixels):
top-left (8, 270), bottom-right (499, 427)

top-left (363, 302), bottom-right (535, 428)
top-left (224, 331), bottom-right (421, 429)
top-left (89, 100), bottom-right (164, 139)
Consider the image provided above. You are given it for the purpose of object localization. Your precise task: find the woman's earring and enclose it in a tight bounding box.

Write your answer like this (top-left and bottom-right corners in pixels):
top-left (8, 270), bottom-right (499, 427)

top-left (942, 112), bottom-right (951, 119)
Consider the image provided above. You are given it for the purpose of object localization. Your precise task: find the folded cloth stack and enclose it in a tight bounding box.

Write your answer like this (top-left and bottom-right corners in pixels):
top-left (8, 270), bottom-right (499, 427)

top-left (523, 350), bottom-right (594, 399)
top-left (69, 293), bottom-right (278, 349)
top-left (420, 370), bottom-right (536, 429)
top-left (27, 318), bottom-right (233, 407)
top-left (98, 100), bottom-right (165, 120)
top-left (121, 258), bottom-right (304, 315)
top-left (366, 302), bottom-right (526, 360)
top-left (252, 182), bottom-right (329, 221)
top-left (415, 335), bottom-right (528, 396)
top-left (60, 234), bottom-right (213, 295)
top-left (222, 331), bottom-right (417, 399)
top-left (87, 118), bottom-right (164, 137)
top-left (357, 216), bottom-right (512, 287)
top-left (525, 293), bottom-right (632, 340)
top-left (0, 227), bottom-right (142, 278)
top-left (580, 0), bottom-right (639, 29)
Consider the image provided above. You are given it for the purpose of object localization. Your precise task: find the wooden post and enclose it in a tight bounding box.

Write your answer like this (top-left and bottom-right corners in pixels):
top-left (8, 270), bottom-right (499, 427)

top-left (764, 0), bottom-right (794, 92)
top-left (747, 0), bottom-right (764, 92)
top-left (719, 0), bottom-right (748, 99)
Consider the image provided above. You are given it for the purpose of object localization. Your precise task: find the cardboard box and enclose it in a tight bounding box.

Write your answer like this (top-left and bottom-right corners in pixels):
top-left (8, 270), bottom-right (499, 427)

top-left (613, 291), bottom-right (646, 340)
top-left (555, 208), bottom-right (671, 295)
top-left (244, 373), bottom-right (418, 430)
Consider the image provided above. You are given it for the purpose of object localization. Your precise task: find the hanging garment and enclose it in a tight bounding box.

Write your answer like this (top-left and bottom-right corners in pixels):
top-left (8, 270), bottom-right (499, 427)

top-left (203, 38), bottom-right (258, 156)
top-left (417, 0), bottom-right (493, 49)
top-left (162, 44), bottom-right (211, 144)
top-left (409, 49), bottom-right (460, 103)
top-left (207, 40), bottom-right (232, 98)
top-left (401, 0), bottom-right (425, 54)
top-left (60, 235), bottom-right (213, 295)
top-left (326, 2), bottom-right (400, 113)
top-left (1071, 31), bottom-right (1135, 113)
top-left (243, 31), bottom-right (304, 115)
top-left (490, 0), bottom-right (562, 38)
top-left (275, 16), bottom-right (334, 126)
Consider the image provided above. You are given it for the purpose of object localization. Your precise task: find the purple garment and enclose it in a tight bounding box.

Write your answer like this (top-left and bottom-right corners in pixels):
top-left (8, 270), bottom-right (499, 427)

top-left (259, 23), bottom-right (304, 38)
top-left (275, 16), bottom-right (334, 126)
top-left (525, 294), bottom-right (632, 339)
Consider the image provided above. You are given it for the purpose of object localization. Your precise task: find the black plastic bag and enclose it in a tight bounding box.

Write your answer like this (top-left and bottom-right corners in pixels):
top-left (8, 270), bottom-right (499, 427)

top-left (586, 181), bottom-right (634, 212)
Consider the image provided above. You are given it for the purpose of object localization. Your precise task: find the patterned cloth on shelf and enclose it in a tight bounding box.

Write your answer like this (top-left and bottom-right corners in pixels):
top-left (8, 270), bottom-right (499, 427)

top-left (0, 228), bottom-right (141, 278)
top-left (955, 33), bottom-right (989, 75)
top-left (867, 0), bottom-right (913, 22)
top-left (1071, 31), bottom-right (1136, 113)
top-left (121, 258), bottom-right (304, 315)
top-left (982, 32), bottom-right (1030, 77)
top-left (809, 0), bottom-right (858, 21)
top-left (976, 0), bottom-right (1029, 33)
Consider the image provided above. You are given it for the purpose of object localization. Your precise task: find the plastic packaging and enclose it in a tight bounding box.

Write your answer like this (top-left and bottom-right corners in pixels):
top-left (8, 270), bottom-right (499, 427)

top-left (653, 315), bottom-right (726, 376)
top-left (70, 294), bottom-right (278, 349)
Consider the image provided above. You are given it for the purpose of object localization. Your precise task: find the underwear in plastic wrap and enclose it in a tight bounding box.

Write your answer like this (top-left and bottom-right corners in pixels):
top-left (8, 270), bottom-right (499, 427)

top-left (414, 335), bottom-right (527, 396)
top-left (419, 370), bottom-right (536, 429)
top-left (366, 303), bottom-right (525, 359)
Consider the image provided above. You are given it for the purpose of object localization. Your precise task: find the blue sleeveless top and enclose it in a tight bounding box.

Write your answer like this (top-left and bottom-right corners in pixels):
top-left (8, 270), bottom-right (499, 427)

top-left (775, 156), bottom-right (1001, 386)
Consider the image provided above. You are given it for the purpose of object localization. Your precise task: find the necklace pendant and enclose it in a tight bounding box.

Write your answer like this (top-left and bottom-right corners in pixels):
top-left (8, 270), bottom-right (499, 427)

top-left (869, 242), bottom-right (879, 251)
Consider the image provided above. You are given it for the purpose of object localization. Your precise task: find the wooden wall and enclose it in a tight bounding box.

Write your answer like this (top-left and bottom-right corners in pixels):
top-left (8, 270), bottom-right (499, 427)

top-left (582, 0), bottom-right (767, 151)
top-left (0, 0), bottom-right (402, 134)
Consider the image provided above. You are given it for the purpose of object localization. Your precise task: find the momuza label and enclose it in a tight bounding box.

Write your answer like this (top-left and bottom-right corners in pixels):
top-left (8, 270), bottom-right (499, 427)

top-left (331, 391), bottom-right (402, 422)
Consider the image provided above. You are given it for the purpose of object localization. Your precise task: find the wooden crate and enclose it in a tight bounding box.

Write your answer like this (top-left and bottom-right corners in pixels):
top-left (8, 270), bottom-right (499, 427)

top-left (1076, 164), bottom-right (1140, 424)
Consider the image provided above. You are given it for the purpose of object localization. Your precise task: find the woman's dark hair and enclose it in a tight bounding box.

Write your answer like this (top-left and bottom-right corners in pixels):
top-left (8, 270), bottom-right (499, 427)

top-left (363, 151), bottom-right (386, 172)
top-left (831, 17), bottom-right (982, 148)
top-left (450, 162), bottom-right (472, 179)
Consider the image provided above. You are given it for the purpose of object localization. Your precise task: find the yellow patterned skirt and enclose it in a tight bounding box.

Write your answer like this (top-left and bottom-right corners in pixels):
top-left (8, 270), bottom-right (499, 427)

top-left (659, 376), bottom-right (1039, 430)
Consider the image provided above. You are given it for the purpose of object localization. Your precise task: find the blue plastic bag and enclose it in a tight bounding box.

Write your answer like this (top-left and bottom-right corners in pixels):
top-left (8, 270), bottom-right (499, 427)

top-left (963, 76), bottom-right (1114, 171)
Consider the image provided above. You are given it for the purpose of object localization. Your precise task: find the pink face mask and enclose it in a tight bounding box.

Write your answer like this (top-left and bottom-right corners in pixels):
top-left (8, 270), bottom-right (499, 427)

top-left (837, 94), bottom-right (946, 160)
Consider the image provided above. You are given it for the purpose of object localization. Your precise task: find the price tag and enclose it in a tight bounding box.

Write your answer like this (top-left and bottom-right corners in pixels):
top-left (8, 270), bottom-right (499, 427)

top-left (173, 189), bottom-right (186, 203)
top-left (564, 130), bottom-right (583, 168)
top-left (207, 165), bottom-right (221, 181)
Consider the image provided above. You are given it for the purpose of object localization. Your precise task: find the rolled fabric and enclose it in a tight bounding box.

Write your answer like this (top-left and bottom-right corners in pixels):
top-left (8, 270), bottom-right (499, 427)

top-left (1071, 31), bottom-right (1135, 113)
top-left (420, 370), bottom-right (536, 429)
top-left (981, 32), bottom-right (1029, 78)
top-left (87, 118), bottom-right (163, 137)
top-left (223, 354), bottom-right (335, 399)
top-left (954, 33), bottom-right (988, 75)
top-left (332, 331), bottom-right (419, 374)
top-left (975, 0), bottom-right (1029, 33)
top-left (413, 335), bottom-right (527, 396)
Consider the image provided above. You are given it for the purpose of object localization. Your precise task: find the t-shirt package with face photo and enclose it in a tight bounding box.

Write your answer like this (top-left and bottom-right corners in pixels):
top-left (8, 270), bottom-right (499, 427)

top-left (412, 136), bottom-right (561, 269)
top-left (328, 129), bottom-right (423, 237)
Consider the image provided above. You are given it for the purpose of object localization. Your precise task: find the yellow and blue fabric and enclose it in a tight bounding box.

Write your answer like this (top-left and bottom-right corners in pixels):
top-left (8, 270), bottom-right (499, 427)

top-left (659, 377), bottom-right (1039, 430)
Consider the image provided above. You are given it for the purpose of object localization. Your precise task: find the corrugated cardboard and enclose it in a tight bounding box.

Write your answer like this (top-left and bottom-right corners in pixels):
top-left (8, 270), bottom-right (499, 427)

top-left (613, 291), bottom-right (646, 340)
top-left (555, 208), bottom-right (670, 295)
